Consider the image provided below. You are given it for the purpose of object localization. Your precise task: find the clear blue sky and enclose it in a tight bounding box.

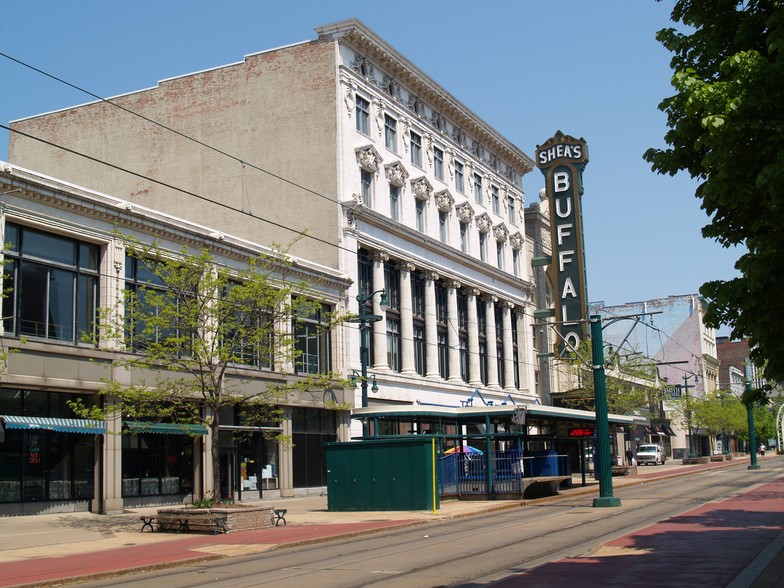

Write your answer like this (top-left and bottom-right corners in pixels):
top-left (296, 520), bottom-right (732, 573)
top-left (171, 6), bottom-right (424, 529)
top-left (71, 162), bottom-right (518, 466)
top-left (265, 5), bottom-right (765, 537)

top-left (0, 0), bottom-right (741, 323)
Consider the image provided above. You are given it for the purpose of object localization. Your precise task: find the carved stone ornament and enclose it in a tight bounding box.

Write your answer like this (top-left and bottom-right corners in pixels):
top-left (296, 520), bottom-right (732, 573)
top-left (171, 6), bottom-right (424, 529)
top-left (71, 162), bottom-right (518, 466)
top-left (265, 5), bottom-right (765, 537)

top-left (385, 161), bottom-right (409, 187)
top-left (374, 97), bottom-right (385, 137)
top-left (509, 232), bottom-right (524, 251)
top-left (344, 78), bottom-right (356, 117)
top-left (475, 212), bottom-right (491, 234)
top-left (410, 176), bottom-right (433, 201)
top-left (426, 133), bottom-right (434, 165)
top-left (356, 145), bottom-right (382, 173)
top-left (434, 189), bottom-right (454, 213)
top-left (456, 201), bottom-right (475, 223)
top-left (493, 223), bottom-right (509, 243)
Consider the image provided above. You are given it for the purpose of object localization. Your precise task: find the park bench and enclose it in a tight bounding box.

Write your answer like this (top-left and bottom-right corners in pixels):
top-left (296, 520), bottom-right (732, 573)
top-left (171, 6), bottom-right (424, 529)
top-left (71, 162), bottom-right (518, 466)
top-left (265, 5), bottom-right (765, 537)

top-left (271, 508), bottom-right (287, 526)
top-left (139, 512), bottom-right (228, 534)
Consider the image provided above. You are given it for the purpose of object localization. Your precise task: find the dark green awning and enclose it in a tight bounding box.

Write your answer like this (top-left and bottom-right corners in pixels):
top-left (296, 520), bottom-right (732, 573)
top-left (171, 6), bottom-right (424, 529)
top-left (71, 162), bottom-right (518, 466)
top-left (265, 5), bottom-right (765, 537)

top-left (124, 421), bottom-right (208, 435)
top-left (1, 415), bottom-right (106, 434)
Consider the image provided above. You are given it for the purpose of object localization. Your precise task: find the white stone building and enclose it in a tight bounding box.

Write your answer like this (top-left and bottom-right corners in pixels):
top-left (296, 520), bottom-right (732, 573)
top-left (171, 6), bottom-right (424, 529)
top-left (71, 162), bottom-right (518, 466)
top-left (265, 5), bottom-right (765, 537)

top-left (9, 20), bottom-right (541, 433)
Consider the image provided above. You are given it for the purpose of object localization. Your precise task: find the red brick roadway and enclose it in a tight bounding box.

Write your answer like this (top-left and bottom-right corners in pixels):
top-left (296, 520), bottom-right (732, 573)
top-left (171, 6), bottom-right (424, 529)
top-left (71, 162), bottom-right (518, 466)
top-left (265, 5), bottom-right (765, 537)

top-left (490, 473), bottom-right (784, 587)
top-left (0, 520), bottom-right (417, 587)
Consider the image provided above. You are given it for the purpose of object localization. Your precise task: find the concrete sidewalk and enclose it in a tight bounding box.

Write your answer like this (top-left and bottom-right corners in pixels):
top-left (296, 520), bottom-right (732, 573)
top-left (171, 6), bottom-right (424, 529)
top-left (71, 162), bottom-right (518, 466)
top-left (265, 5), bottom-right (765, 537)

top-left (0, 455), bottom-right (779, 587)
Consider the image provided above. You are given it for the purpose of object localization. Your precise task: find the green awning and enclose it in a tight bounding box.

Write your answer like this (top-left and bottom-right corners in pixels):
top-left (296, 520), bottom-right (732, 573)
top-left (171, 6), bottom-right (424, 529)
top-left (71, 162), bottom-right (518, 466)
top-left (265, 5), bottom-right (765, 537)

top-left (1, 415), bottom-right (106, 434)
top-left (124, 421), bottom-right (208, 435)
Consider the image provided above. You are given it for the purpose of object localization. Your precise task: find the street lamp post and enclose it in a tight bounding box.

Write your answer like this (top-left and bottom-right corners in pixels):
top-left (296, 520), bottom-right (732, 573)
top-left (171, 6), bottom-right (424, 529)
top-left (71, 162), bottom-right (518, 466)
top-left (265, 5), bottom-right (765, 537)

top-left (683, 374), bottom-right (698, 458)
top-left (349, 289), bottom-right (387, 417)
top-left (745, 359), bottom-right (760, 470)
top-left (589, 315), bottom-right (621, 508)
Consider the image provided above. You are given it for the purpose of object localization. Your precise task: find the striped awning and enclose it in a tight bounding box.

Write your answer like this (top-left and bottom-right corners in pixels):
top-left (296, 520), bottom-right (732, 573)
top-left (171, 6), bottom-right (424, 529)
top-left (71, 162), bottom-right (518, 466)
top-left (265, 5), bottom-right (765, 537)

top-left (0, 415), bottom-right (106, 434)
top-left (124, 421), bottom-right (208, 435)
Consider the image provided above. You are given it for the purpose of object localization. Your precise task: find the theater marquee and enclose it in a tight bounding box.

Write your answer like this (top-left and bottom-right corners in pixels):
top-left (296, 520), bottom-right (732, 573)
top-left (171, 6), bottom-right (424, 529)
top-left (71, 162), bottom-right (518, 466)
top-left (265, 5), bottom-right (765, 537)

top-left (536, 131), bottom-right (589, 355)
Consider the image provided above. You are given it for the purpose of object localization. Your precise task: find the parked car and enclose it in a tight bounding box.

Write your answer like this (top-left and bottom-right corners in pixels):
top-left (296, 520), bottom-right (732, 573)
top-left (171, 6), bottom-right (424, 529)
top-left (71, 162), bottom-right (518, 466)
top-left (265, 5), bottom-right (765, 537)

top-left (636, 444), bottom-right (666, 466)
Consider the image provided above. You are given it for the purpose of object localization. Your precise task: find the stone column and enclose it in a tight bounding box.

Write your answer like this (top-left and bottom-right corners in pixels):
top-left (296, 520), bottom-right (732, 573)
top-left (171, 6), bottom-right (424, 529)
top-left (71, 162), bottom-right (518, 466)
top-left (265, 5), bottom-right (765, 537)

top-left (502, 300), bottom-right (516, 391)
top-left (485, 295), bottom-right (500, 388)
top-left (371, 251), bottom-right (389, 369)
top-left (447, 280), bottom-right (462, 382)
top-left (424, 271), bottom-right (440, 378)
top-left (466, 288), bottom-right (482, 387)
top-left (399, 261), bottom-right (416, 374)
top-left (279, 407), bottom-right (294, 497)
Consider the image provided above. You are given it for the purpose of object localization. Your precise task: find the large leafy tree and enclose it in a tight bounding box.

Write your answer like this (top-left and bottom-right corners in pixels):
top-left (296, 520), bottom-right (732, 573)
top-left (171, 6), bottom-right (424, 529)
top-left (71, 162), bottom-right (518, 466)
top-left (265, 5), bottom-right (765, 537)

top-left (644, 1), bottom-right (784, 380)
top-left (74, 237), bottom-right (345, 501)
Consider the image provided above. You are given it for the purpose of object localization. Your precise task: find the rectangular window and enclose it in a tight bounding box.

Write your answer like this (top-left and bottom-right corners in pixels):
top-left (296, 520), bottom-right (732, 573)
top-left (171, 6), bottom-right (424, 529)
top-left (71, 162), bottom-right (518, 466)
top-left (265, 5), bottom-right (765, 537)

top-left (434, 146), bottom-right (444, 180)
top-left (460, 222), bottom-right (469, 253)
top-left (455, 161), bottom-right (464, 193)
top-left (295, 303), bottom-right (331, 375)
top-left (512, 248), bottom-right (520, 277)
top-left (497, 241), bottom-right (504, 270)
top-left (491, 185), bottom-right (500, 214)
top-left (383, 262), bottom-right (401, 311)
top-left (437, 330), bottom-right (448, 379)
top-left (384, 114), bottom-right (397, 152)
top-left (474, 174), bottom-right (483, 205)
top-left (507, 194), bottom-right (517, 225)
top-left (3, 223), bottom-right (99, 344)
top-left (414, 324), bottom-right (426, 376)
top-left (479, 232), bottom-right (487, 262)
top-left (390, 185), bottom-right (400, 221)
top-left (459, 336), bottom-right (468, 382)
top-left (361, 169), bottom-right (373, 208)
top-left (439, 211), bottom-right (448, 243)
top-left (355, 95), bottom-right (370, 135)
top-left (410, 131), bottom-right (422, 167)
top-left (357, 249), bottom-right (373, 298)
top-left (415, 199), bottom-right (426, 232)
top-left (411, 273), bottom-right (425, 318)
top-left (386, 318), bottom-right (401, 372)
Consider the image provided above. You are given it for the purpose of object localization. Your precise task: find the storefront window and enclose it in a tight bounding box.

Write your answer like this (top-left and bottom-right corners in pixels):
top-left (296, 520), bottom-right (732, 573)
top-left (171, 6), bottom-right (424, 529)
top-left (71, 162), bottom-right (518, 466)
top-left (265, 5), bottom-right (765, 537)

top-left (292, 407), bottom-right (336, 488)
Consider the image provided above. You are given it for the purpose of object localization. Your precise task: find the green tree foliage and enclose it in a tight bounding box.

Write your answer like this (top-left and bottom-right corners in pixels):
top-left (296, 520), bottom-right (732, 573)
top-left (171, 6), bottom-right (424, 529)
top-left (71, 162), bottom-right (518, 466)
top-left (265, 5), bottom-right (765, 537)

top-left (72, 237), bottom-right (345, 500)
top-left (644, 1), bottom-right (784, 380)
top-left (559, 340), bottom-right (664, 415)
top-left (687, 389), bottom-right (747, 441)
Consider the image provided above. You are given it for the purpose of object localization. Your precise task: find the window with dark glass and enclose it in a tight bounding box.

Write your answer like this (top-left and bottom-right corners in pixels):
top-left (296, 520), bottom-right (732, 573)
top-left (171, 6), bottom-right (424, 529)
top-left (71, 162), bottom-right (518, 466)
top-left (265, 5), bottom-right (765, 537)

top-left (356, 95), bottom-right (370, 134)
top-left (386, 317), bottom-right (401, 372)
top-left (361, 169), bottom-right (373, 207)
top-left (225, 281), bottom-right (273, 369)
top-left (512, 311), bottom-right (520, 389)
top-left (491, 185), bottom-right (500, 214)
top-left (497, 241), bottom-right (504, 270)
top-left (357, 249), bottom-right (373, 298)
top-left (439, 211), bottom-right (448, 243)
top-left (479, 232), bottom-right (487, 262)
top-left (390, 184), bottom-right (400, 221)
top-left (496, 305), bottom-right (505, 388)
top-left (474, 174), bottom-right (483, 205)
top-left (292, 407), bottom-right (336, 488)
top-left (295, 303), bottom-right (331, 375)
top-left (415, 199), bottom-right (426, 232)
top-left (434, 146), bottom-right (444, 180)
top-left (2, 223), bottom-right (98, 344)
top-left (477, 302), bottom-right (488, 385)
top-left (410, 131), bottom-right (422, 167)
top-left (460, 222), bottom-right (469, 253)
top-left (508, 194), bottom-right (517, 225)
top-left (435, 282), bottom-right (448, 379)
top-left (455, 160), bottom-right (464, 193)
top-left (384, 114), bottom-right (397, 151)
top-left (412, 273), bottom-right (426, 376)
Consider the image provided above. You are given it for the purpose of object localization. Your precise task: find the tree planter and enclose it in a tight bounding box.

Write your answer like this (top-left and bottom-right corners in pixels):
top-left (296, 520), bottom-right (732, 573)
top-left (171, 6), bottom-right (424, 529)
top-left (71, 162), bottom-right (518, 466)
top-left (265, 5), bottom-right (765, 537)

top-left (681, 457), bottom-right (710, 465)
top-left (156, 505), bottom-right (274, 533)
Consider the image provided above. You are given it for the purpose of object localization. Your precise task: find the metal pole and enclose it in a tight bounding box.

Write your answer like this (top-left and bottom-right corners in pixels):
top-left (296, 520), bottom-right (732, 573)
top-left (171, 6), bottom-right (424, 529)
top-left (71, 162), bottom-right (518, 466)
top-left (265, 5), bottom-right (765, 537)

top-left (684, 375), bottom-right (695, 458)
top-left (746, 360), bottom-right (760, 470)
top-left (590, 315), bottom-right (620, 507)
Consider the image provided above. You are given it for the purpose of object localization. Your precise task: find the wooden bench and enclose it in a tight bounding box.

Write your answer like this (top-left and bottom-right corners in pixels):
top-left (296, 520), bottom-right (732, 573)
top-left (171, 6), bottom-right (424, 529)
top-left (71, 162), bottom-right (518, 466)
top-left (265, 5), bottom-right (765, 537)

top-left (271, 508), bottom-right (287, 526)
top-left (140, 513), bottom-right (228, 534)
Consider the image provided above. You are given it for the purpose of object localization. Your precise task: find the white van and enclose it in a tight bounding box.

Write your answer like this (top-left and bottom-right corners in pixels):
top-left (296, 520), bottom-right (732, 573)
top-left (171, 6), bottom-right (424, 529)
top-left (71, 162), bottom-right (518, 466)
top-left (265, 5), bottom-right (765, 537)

top-left (636, 444), bottom-right (666, 466)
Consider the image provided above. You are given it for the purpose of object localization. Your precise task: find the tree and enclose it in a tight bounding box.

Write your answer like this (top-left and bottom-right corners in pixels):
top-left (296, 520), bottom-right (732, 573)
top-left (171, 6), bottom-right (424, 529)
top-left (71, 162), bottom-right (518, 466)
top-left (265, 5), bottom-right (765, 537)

top-left (644, 1), bottom-right (784, 380)
top-left (73, 237), bottom-right (345, 501)
top-left (688, 389), bottom-right (746, 449)
top-left (558, 340), bottom-right (664, 415)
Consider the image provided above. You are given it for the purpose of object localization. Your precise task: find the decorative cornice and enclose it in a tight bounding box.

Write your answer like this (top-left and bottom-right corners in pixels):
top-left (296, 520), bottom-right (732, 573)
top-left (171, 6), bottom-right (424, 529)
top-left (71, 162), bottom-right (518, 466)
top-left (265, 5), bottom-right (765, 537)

top-left (385, 161), bottom-right (409, 187)
top-left (456, 201), bottom-right (475, 223)
top-left (434, 189), bottom-right (454, 213)
top-left (493, 223), bottom-right (509, 243)
top-left (476, 212), bottom-right (491, 234)
top-left (509, 232), bottom-right (524, 251)
top-left (356, 144), bottom-right (383, 172)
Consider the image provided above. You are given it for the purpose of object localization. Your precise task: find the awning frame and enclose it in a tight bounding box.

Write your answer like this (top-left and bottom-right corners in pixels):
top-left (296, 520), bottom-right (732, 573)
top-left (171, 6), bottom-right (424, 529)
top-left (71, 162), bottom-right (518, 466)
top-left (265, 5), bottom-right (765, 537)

top-left (0, 415), bottom-right (106, 434)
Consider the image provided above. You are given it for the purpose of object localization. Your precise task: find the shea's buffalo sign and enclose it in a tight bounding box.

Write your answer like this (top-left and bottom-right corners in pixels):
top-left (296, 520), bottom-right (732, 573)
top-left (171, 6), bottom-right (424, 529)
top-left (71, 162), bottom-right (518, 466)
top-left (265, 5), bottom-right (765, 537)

top-left (536, 131), bottom-right (589, 355)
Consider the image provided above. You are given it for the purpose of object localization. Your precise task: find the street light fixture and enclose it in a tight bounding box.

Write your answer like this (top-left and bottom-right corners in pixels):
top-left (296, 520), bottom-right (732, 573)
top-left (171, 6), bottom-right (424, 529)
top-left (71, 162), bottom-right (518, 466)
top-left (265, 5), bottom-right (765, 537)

top-left (683, 373), bottom-right (698, 458)
top-left (348, 289), bottom-right (387, 416)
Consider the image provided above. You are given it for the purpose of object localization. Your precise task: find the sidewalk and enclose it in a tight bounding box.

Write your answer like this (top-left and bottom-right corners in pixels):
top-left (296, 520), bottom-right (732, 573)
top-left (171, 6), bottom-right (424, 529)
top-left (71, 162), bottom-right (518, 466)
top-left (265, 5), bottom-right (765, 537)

top-left (0, 455), bottom-right (779, 587)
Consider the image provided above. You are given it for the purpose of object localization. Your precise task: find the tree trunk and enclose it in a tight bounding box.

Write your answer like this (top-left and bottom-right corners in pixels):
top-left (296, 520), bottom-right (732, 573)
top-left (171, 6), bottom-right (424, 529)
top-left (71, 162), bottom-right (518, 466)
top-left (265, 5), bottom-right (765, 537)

top-left (210, 416), bottom-right (222, 501)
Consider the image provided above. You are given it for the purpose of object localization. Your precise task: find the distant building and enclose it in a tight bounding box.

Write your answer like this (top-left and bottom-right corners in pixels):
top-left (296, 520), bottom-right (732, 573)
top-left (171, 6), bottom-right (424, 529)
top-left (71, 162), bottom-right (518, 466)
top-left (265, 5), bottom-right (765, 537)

top-left (591, 295), bottom-right (720, 459)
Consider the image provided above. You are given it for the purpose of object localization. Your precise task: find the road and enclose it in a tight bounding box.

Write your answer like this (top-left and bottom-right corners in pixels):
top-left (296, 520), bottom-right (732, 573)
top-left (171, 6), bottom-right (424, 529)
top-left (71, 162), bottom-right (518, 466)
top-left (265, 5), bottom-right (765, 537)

top-left (82, 460), bottom-right (784, 588)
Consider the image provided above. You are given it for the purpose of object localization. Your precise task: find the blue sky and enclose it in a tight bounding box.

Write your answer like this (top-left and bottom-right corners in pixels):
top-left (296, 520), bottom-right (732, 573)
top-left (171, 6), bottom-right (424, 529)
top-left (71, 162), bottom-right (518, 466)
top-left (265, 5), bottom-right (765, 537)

top-left (0, 1), bottom-right (741, 327)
